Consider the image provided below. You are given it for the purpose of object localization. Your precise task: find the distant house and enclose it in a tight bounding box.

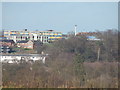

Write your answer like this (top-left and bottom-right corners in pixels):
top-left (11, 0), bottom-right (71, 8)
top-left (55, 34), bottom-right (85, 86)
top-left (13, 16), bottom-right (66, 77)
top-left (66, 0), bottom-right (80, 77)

top-left (76, 32), bottom-right (98, 36)
top-left (87, 36), bottom-right (101, 41)
top-left (17, 40), bottom-right (34, 49)
top-left (0, 39), bottom-right (15, 47)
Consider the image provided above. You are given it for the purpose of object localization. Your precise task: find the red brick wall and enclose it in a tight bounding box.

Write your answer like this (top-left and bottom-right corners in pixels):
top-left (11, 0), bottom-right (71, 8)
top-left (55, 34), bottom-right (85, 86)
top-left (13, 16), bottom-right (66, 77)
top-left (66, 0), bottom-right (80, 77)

top-left (17, 41), bottom-right (33, 49)
top-left (0, 42), bottom-right (14, 47)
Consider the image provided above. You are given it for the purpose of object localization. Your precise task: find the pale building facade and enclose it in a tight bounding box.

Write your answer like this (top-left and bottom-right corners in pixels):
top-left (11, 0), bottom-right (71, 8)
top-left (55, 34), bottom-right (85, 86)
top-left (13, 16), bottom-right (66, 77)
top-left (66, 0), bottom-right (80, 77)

top-left (3, 30), bottom-right (63, 43)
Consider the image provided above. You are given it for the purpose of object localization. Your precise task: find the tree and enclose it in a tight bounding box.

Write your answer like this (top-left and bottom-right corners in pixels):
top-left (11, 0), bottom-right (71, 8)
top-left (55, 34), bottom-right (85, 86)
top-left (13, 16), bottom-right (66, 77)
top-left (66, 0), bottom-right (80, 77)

top-left (97, 29), bottom-right (118, 61)
top-left (74, 53), bottom-right (86, 87)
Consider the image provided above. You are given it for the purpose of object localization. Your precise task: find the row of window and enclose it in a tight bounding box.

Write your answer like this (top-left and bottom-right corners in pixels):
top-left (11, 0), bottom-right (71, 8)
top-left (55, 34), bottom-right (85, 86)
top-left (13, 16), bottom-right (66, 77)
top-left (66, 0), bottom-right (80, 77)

top-left (16, 36), bottom-right (48, 39)
top-left (4, 34), bottom-right (62, 38)
top-left (4, 32), bottom-right (61, 35)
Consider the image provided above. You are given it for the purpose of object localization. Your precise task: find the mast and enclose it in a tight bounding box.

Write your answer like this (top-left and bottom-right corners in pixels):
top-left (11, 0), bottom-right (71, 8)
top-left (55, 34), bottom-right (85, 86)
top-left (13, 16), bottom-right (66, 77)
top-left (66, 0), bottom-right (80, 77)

top-left (75, 25), bottom-right (77, 36)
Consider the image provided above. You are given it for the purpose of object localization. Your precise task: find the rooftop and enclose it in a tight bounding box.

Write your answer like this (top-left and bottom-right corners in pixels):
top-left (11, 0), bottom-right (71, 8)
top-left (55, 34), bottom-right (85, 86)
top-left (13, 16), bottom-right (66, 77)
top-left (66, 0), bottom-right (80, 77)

top-left (0, 39), bottom-right (15, 43)
top-left (17, 40), bottom-right (29, 43)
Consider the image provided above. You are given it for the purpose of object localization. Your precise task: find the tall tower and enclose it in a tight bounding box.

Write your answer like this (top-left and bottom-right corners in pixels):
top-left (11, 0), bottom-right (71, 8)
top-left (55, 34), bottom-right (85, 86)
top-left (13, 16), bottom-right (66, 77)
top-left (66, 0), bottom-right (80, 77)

top-left (74, 25), bottom-right (77, 36)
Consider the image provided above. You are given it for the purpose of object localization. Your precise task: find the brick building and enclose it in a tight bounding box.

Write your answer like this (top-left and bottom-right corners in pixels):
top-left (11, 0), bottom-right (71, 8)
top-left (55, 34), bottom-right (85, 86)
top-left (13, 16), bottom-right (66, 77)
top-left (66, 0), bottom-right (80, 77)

top-left (17, 40), bottom-right (34, 49)
top-left (0, 39), bottom-right (15, 47)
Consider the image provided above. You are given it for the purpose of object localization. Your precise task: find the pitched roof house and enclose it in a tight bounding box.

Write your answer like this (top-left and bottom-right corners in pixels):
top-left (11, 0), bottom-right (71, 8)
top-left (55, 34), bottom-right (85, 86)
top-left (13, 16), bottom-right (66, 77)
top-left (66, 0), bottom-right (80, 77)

top-left (17, 40), bottom-right (34, 49)
top-left (0, 39), bottom-right (15, 47)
